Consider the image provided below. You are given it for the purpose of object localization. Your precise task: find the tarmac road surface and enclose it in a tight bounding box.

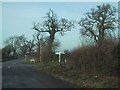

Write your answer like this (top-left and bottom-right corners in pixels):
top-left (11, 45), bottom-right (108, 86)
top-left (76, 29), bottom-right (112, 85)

top-left (2, 59), bottom-right (72, 88)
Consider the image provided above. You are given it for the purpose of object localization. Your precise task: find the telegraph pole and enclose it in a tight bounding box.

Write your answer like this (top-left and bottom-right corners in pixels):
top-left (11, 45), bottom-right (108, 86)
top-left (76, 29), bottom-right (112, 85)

top-left (38, 42), bottom-right (41, 63)
top-left (118, 2), bottom-right (120, 59)
top-left (118, 1), bottom-right (120, 42)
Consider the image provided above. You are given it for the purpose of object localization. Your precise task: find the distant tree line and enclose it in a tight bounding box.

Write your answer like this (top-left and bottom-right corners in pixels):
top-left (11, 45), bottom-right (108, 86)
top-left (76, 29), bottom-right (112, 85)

top-left (2, 33), bottom-right (60, 62)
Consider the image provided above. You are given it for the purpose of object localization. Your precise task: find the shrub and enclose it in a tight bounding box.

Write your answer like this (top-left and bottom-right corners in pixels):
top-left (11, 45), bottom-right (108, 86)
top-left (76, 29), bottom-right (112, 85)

top-left (2, 55), bottom-right (18, 61)
top-left (70, 39), bottom-right (119, 76)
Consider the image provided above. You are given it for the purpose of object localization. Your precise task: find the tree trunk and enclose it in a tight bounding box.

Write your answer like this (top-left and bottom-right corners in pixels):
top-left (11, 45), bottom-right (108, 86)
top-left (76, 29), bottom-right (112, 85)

top-left (47, 32), bottom-right (55, 61)
top-left (29, 48), bottom-right (32, 55)
top-left (97, 29), bottom-right (105, 73)
top-left (98, 29), bottom-right (105, 46)
top-left (38, 43), bottom-right (41, 62)
top-left (13, 49), bottom-right (16, 55)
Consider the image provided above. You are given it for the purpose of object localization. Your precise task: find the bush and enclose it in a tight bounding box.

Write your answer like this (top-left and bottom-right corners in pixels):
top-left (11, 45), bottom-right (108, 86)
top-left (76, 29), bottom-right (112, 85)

top-left (70, 39), bottom-right (119, 76)
top-left (2, 55), bottom-right (18, 61)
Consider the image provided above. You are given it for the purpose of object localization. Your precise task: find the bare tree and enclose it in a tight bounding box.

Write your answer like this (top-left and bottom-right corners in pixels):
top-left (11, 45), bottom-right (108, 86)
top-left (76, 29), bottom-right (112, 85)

top-left (27, 40), bottom-right (35, 55)
top-left (78, 4), bottom-right (117, 72)
top-left (4, 36), bottom-right (19, 55)
top-left (17, 35), bottom-right (29, 55)
top-left (33, 9), bottom-right (74, 60)
top-left (78, 4), bottom-right (117, 46)
top-left (33, 32), bottom-right (46, 62)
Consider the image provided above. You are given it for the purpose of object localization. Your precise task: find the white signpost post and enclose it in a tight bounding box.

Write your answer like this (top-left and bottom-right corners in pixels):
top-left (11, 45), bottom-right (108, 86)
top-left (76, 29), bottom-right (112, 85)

top-left (56, 52), bottom-right (65, 63)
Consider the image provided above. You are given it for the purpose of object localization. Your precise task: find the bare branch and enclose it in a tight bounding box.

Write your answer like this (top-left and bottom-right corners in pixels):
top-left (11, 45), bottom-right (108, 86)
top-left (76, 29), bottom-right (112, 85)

top-left (79, 4), bottom-right (117, 45)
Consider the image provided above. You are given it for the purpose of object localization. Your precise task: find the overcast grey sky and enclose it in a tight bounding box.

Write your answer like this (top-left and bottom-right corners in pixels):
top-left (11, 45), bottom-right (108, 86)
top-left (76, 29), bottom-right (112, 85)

top-left (1, 2), bottom-right (118, 51)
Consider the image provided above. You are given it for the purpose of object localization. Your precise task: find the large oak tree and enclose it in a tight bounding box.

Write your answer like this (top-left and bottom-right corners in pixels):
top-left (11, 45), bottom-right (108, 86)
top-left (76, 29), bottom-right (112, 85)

top-left (78, 4), bottom-right (117, 46)
top-left (33, 9), bottom-right (74, 60)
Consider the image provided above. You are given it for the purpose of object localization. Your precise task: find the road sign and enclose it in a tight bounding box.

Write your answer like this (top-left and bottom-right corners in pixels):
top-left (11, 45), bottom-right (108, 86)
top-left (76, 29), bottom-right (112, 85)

top-left (55, 52), bottom-right (65, 63)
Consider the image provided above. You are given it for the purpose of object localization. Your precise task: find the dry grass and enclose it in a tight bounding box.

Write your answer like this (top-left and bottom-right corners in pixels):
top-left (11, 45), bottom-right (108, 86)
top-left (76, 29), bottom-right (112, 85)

top-left (35, 60), bottom-right (119, 88)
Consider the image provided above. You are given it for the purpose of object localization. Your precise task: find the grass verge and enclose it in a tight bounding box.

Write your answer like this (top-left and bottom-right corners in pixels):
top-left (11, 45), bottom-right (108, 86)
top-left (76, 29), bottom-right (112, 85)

top-left (35, 60), bottom-right (119, 88)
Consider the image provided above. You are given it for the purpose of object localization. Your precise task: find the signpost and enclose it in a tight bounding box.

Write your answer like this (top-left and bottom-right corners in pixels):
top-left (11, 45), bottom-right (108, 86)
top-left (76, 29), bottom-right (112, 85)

top-left (56, 52), bottom-right (65, 63)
